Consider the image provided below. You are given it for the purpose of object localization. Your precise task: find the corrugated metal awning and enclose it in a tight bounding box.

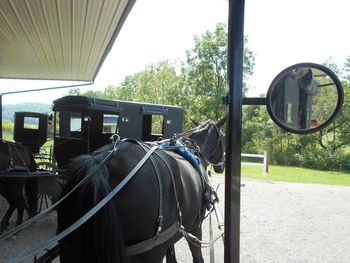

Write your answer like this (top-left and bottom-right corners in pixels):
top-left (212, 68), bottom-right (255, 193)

top-left (0, 0), bottom-right (135, 81)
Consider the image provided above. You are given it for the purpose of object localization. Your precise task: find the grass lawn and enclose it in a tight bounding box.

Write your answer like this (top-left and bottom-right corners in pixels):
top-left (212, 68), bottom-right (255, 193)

top-left (3, 120), bottom-right (14, 141)
top-left (240, 164), bottom-right (350, 186)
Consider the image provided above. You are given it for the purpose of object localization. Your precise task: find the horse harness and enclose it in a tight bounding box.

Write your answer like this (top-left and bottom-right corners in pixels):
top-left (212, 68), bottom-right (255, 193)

top-left (124, 133), bottom-right (221, 254)
top-left (90, 135), bottom-right (219, 255)
top-left (118, 138), bottom-right (209, 255)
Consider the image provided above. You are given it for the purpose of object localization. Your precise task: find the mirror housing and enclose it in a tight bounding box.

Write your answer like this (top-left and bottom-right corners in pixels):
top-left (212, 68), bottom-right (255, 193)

top-left (266, 63), bottom-right (344, 134)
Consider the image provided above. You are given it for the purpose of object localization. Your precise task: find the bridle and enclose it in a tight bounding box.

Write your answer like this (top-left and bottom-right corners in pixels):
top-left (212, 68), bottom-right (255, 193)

top-left (206, 122), bottom-right (225, 168)
top-left (180, 120), bottom-right (225, 168)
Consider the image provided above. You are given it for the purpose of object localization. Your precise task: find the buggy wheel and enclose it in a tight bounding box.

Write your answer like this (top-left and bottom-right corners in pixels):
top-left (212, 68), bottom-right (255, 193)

top-left (36, 162), bottom-right (61, 211)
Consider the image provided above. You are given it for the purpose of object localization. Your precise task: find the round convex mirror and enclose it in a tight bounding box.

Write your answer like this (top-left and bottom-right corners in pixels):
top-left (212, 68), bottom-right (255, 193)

top-left (266, 63), bottom-right (344, 134)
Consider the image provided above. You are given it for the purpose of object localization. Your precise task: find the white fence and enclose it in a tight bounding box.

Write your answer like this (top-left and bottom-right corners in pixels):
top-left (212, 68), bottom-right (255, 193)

top-left (241, 152), bottom-right (268, 177)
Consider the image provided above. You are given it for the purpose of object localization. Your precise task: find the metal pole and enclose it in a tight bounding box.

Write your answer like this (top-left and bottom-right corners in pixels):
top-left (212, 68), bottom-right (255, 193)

top-left (225, 0), bottom-right (245, 262)
top-left (209, 213), bottom-right (215, 263)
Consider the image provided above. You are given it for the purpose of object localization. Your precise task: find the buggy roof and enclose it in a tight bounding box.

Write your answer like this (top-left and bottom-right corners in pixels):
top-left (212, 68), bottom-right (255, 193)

top-left (0, 0), bottom-right (135, 81)
top-left (52, 95), bottom-right (183, 113)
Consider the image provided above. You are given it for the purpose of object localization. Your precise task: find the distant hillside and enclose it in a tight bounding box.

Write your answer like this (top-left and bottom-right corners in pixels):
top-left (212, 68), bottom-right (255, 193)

top-left (2, 103), bottom-right (52, 122)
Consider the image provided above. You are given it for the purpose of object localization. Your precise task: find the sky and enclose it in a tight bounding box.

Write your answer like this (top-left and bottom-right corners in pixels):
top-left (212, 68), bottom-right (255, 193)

top-left (1, 0), bottom-right (349, 104)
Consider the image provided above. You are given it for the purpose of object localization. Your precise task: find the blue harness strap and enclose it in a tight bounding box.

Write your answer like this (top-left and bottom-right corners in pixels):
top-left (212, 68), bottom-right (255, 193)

top-left (160, 140), bottom-right (200, 167)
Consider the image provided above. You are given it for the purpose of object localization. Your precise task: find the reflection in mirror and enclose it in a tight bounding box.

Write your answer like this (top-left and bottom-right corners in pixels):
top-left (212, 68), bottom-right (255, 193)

top-left (267, 63), bottom-right (343, 133)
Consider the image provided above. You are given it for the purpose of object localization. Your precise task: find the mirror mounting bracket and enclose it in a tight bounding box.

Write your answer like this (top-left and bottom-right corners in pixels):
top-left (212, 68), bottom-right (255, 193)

top-left (243, 97), bottom-right (267, 105)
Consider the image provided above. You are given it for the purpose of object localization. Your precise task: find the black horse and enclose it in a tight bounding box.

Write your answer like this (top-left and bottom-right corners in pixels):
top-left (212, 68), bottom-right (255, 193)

top-left (0, 140), bottom-right (38, 232)
top-left (57, 118), bottom-right (225, 263)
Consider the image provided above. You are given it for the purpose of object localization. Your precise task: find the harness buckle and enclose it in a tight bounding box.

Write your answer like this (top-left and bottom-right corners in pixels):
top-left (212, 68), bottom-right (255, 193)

top-left (156, 215), bottom-right (163, 236)
top-left (178, 224), bottom-right (186, 236)
top-left (110, 134), bottom-right (120, 143)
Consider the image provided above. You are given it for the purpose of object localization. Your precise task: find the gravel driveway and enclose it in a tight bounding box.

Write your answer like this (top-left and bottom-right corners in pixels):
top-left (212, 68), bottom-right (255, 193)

top-left (170, 176), bottom-right (350, 263)
top-left (1, 176), bottom-right (350, 263)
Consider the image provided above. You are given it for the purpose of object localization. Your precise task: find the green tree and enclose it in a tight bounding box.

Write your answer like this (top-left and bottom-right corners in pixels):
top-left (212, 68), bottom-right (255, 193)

top-left (183, 23), bottom-right (255, 124)
top-left (344, 56), bottom-right (350, 82)
top-left (113, 60), bottom-right (185, 106)
top-left (66, 87), bottom-right (105, 98)
top-left (316, 58), bottom-right (350, 152)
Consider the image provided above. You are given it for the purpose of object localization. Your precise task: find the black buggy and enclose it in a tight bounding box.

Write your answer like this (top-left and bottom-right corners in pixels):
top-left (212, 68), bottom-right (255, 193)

top-left (52, 95), bottom-right (184, 168)
top-left (13, 95), bottom-right (184, 169)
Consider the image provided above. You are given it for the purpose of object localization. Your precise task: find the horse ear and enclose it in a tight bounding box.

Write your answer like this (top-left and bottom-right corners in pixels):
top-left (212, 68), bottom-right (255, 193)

top-left (216, 117), bottom-right (226, 128)
top-left (191, 119), bottom-right (200, 126)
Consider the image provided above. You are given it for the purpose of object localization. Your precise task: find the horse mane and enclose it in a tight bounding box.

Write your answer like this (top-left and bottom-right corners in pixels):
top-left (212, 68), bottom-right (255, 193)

top-left (58, 154), bottom-right (128, 263)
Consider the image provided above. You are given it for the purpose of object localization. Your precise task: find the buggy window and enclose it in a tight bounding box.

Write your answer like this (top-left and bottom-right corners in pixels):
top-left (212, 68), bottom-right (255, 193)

top-left (56, 112), bottom-right (82, 137)
top-left (142, 114), bottom-right (164, 141)
top-left (70, 114), bottom-right (82, 132)
top-left (151, 115), bottom-right (164, 135)
top-left (24, 117), bottom-right (39, 129)
top-left (103, 114), bottom-right (119, 134)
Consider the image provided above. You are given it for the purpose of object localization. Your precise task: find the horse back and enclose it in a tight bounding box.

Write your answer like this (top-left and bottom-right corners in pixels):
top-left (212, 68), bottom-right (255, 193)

top-left (105, 142), bottom-right (178, 245)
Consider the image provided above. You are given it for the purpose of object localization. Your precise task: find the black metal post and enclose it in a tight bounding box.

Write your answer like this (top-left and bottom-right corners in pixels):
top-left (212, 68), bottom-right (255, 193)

top-left (225, 0), bottom-right (245, 262)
